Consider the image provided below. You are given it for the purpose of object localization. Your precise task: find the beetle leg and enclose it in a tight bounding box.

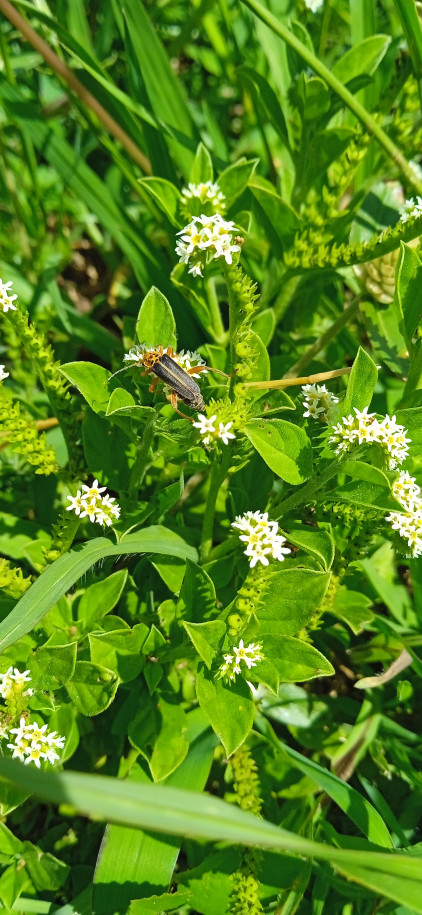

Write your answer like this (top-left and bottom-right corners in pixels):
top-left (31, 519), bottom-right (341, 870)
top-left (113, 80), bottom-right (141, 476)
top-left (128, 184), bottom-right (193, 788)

top-left (148, 376), bottom-right (160, 394)
top-left (170, 390), bottom-right (194, 422)
top-left (187, 365), bottom-right (236, 379)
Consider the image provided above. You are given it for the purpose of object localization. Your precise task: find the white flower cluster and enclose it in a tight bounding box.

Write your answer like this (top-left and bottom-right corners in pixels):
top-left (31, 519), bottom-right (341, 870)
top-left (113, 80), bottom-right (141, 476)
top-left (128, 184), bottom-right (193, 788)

top-left (304, 0), bottom-right (324, 10)
top-left (0, 667), bottom-right (33, 700)
top-left (123, 344), bottom-right (207, 374)
top-left (0, 277), bottom-right (17, 313)
top-left (386, 471), bottom-right (422, 558)
top-left (0, 365), bottom-right (9, 382)
top-left (231, 510), bottom-right (291, 568)
top-left (175, 214), bottom-right (241, 277)
top-left (66, 479), bottom-right (121, 526)
top-left (301, 384), bottom-right (339, 422)
top-left (400, 196), bottom-right (422, 223)
top-left (192, 413), bottom-right (235, 446)
top-left (219, 640), bottom-right (264, 682)
top-left (7, 716), bottom-right (65, 768)
top-left (329, 407), bottom-right (411, 469)
top-left (180, 181), bottom-right (225, 211)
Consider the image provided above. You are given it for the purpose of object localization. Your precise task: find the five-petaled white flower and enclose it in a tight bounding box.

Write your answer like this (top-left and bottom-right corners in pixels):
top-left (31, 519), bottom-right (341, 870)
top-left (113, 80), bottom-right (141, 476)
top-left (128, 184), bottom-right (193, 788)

top-left (400, 196), bottom-right (422, 224)
top-left (0, 278), bottom-right (18, 313)
top-left (232, 510), bottom-right (291, 568)
top-left (329, 408), bottom-right (410, 468)
top-left (193, 413), bottom-right (236, 447)
top-left (301, 384), bottom-right (339, 423)
top-left (386, 470), bottom-right (422, 558)
top-left (6, 716), bottom-right (65, 768)
top-left (66, 480), bottom-right (120, 527)
top-left (219, 640), bottom-right (264, 681)
top-left (175, 214), bottom-right (242, 277)
top-left (0, 365), bottom-right (9, 382)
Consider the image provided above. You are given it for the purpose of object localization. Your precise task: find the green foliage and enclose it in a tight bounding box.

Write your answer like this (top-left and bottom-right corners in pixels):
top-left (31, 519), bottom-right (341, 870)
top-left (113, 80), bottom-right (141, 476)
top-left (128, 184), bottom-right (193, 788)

top-left (0, 1), bottom-right (422, 913)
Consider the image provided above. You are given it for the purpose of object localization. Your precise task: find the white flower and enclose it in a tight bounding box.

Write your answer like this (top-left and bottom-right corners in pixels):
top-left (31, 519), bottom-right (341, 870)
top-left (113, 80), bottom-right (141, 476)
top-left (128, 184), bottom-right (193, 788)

top-left (123, 343), bottom-right (153, 365)
top-left (400, 196), bottom-right (422, 223)
top-left (180, 181), bottom-right (225, 211)
top-left (392, 471), bottom-right (421, 510)
top-left (219, 640), bottom-right (264, 681)
top-left (193, 413), bottom-right (236, 447)
top-left (232, 510), bottom-right (291, 568)
top-left (6, 717), bottom-right (65, 767)
top-left (0, 365), bottom-right (9, 382)
top-left (0, 278), bottom-right (18, 313)
top-left (176, 214), bottom-right (242, 277)
top-left (66, 482), bottom-right (121, 527)
top-left (301, 384), bottom-right (339, 422)
top-left (304, 0), bottom-right (324, 10)
top-left (0, 668), bottom-right (32, 700)
top-left (329, 408), bottom-right (410, 467)
top-left (386, 508), bottom-right (422, 558)
top-left (218, 421), bottom-right (236, 445)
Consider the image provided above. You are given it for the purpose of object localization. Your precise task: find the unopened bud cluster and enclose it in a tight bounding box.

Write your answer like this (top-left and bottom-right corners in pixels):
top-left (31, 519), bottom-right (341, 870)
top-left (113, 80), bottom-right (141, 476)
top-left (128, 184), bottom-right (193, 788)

top-left (180, 181), bottom-right (225, 217)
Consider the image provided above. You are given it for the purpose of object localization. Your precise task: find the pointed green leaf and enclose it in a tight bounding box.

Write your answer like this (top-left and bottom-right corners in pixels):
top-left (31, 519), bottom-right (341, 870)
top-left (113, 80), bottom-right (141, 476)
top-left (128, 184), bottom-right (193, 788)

top-left (136, 286), bottom-right (177, 349)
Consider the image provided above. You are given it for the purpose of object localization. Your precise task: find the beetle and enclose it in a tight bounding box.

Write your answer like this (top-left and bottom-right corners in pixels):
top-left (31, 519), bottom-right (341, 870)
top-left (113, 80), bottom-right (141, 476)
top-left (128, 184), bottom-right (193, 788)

top-left (141, 345), bottom-right (230, 420)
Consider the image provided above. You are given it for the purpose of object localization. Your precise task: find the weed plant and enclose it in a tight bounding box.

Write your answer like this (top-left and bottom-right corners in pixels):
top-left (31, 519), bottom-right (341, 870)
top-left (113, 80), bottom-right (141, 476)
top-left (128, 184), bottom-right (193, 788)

top-left (0, 1), bottom-right (422, 913)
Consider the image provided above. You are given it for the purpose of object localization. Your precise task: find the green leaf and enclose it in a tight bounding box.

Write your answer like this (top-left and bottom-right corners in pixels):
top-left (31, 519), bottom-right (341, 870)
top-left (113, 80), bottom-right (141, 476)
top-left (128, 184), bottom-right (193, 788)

top-left (138, 177), bottom-right (181, 227)
top-left (395, 242), bottom-right (422, 343)
top-left (89, 625), bottom-right (148, 681)
top-left (60, 362), bottom-right (111, 414)
top-left (274, 742), bottom-right (393, 848)
top-left (328, 481), bottom-right (399, 512)
top-left (245, 330), bottom-right (271, 387)
top-left (93, 713), bottom-right (217, 914)
top-left (136, 286), bottom-right (177, 349)
top-left (3, 758), bottom-right (422, 911)
top-left (129, 698), bottom-right (189, 781)
top-left (65, 661), bottom-right (119, 716)
top-left (120, 0), bottom-right (196, 176)
top-left (0, 528), bottom-right (197, 654)
top-left (249, 175), bottom-right (300, 244)
top-left (259, 633), bottom-right (334, 681)
top-left (330, 588), bottom-right (374, 634)
top-left (244, 419), bottom-right (313, 484)
top-left (239, 67), bottom-right (289, 145)
top-left (341, 461), bottom-right (391, 488)
top-left (190, 143), bottom-right (214, 183)
top-left (342, 347), bottom-right (378, 414)
top-left (29, 642), bottom-right (77, 690)
top-left (183, 620), bottom-right (226, 668)
top-left (218, 158), bottom-right (258, 206)
top-left (296, 74), bottom-right (330, 120)
top-left (259, 568), bottom-right (330, 629)
top-left (195, 664), bottom-right (254, 756)
top-left (286, 527), bottom-right (335, 571)
top-left (176, 560), bottom-right (217, 623)
top-left (331, 35), bottom-right (391, 82)
top-left (77, 570), bottom-right (128, 630)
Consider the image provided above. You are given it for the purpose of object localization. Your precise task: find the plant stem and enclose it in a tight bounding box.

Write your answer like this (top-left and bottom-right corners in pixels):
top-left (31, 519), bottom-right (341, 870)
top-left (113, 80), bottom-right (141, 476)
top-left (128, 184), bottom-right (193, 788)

top-left (205, 277), bottom-right (227, 344)
top-left (129, 413), bottom-right (156, 497)
top-left (270, 459), bottom-right (344, 521)
top-left (239, 0), bottom-right (422, 196)
top-left (273, 274), bottom-right (301, 326)
top-left (284, 297), bottom-right (360, 378)
top-left (200, 446), bottom-right (231, 561)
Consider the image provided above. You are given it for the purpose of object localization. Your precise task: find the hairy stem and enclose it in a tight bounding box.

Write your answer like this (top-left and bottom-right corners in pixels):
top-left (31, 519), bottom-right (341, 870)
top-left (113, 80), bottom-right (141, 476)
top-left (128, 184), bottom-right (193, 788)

top-left (200, 446), bottom-right (231, 561)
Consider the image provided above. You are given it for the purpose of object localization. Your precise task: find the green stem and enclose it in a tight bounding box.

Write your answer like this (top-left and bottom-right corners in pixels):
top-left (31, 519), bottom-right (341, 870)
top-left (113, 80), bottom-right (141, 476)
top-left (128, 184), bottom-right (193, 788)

top-left (270, 458), bottom-right (345, 521)
top-left (129, 413), bottom-right (156, 497)
top-left (273, 274), bottom-right (301, 326)
top-left (400, 341), bottom-right (422, 407)
top-left (205, 277), bottom-right (227, 344)
top-left (200, 446), bottom-right (231, 561)
top-left (239, 0), bottom-right (422, 195)
top-left (284, 296), bottom-right (360, 378)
